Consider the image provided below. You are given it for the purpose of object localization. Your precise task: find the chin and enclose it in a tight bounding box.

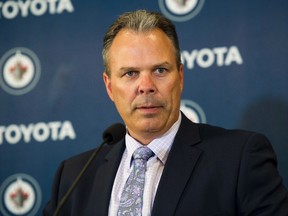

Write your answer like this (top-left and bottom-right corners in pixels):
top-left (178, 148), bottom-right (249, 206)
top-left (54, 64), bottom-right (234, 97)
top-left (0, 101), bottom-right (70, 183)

top-left (141, 122), bottom-right (163, 133)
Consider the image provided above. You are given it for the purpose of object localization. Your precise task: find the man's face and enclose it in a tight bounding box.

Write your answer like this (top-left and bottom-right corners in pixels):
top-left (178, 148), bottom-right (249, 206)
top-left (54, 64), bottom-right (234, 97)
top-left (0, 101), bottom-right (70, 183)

top-left (103, 28), bottom-right (183, 144)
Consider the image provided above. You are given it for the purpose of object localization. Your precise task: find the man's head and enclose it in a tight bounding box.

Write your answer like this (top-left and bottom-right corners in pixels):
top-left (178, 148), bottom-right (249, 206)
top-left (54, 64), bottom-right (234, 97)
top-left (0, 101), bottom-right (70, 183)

top-left (103, 9), bottom-right (181, 77)
top-left (102, 10), bottom-right (184, 144)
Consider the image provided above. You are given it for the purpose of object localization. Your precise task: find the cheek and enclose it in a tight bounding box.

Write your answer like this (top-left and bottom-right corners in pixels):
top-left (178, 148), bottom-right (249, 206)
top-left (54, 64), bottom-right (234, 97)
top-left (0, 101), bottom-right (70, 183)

top-left (112, 86), bottom-right (133, 108)
top-left (112, 84), bottom-right (129, 99)
top-left (165, 80), bottom-right (182, 107)
top-left (166, 78), bottom-right (182, 95)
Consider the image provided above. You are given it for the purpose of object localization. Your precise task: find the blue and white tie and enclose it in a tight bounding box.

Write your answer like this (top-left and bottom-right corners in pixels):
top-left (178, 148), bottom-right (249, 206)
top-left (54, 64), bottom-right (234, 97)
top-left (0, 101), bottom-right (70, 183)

top-left (117, 146), bottom-right (154, 216)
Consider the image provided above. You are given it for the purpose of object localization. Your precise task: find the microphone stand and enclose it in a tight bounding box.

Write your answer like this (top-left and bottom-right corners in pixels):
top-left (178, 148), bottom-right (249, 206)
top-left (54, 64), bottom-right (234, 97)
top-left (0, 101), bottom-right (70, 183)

top-left (52, 137), bottom-right (109, 216)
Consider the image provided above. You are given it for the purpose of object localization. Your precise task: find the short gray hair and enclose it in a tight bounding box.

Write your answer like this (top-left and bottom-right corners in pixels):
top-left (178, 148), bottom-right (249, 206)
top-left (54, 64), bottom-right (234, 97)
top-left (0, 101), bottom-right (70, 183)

top-left (102, 9), bottom-right (181, 76)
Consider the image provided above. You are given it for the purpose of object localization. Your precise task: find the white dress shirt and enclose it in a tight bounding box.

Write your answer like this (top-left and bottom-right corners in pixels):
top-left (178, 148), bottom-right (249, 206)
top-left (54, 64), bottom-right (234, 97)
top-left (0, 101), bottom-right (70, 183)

top-left (108, 114), bottom-right (182, 216)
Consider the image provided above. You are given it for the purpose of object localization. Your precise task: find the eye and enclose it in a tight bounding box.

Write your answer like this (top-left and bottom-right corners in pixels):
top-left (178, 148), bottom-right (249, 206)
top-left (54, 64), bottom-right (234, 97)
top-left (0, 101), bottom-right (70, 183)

top-left (155, 68), bottom-right (167, 75)
top-left (124, 71), bottom-right (138, 77)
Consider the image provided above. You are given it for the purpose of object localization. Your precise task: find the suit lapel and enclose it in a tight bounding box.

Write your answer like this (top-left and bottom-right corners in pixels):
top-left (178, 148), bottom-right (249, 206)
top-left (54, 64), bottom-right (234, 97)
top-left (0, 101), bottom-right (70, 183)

top-left (92, 139), bottom-right (125, 216)
top-left (152, 115), bottom-right (203, 216)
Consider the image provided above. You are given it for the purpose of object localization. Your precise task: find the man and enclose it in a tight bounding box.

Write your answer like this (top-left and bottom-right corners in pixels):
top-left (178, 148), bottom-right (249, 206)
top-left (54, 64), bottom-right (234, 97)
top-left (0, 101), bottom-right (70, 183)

top-left (44, 10), bottom-right (288, 215)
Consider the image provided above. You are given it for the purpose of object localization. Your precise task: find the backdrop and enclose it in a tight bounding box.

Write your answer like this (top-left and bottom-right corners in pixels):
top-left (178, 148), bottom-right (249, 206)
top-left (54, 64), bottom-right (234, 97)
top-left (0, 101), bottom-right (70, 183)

top-left (1, 0), bottom-right (287, 215)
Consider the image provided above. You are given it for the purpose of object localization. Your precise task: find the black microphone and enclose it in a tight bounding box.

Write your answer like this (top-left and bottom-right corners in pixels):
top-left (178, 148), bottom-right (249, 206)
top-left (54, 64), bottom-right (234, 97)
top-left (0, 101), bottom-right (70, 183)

top-left (52, 123), bottom-right (126, 216)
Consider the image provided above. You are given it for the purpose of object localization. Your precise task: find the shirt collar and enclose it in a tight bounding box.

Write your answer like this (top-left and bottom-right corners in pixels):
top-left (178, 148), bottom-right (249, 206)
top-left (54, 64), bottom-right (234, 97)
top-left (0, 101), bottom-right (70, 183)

top-left (125, 113), bottom-right (182, 165)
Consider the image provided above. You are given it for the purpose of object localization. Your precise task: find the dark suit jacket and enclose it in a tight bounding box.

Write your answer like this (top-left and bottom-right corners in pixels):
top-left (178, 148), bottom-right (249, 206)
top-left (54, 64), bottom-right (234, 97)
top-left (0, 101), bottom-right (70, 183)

top-left (43, 114), bottom-right (288, 216)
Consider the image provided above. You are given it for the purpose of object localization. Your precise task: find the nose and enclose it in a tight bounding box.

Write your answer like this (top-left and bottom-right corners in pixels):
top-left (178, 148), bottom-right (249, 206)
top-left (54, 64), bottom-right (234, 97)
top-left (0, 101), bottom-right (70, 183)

top-left (138, 73), bottom-right (156, 95)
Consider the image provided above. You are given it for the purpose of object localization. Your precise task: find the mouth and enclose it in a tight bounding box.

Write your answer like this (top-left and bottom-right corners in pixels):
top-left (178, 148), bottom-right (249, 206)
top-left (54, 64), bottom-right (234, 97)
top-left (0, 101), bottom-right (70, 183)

top-left (137, 105), bottom-right (161, 109)
top-left (133, 97), bottom-right (164, 115)
top-left (136, 105), bottom-right (163, 114)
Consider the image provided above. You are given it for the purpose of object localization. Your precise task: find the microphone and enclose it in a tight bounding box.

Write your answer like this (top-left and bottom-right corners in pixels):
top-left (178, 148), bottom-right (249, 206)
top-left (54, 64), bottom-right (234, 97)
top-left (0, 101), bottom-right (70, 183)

top-left (102, 123), bottom-right (126, 145)
top-left (52, 123), bottom-right (126, 216)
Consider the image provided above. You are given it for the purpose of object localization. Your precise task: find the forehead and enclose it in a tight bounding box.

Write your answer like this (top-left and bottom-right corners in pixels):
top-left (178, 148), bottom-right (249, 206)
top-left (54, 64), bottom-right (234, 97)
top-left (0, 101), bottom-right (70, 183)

top-left (108, 28), bottom-right (176, 67)
top-left (112, 28), bottom-right (172, 45)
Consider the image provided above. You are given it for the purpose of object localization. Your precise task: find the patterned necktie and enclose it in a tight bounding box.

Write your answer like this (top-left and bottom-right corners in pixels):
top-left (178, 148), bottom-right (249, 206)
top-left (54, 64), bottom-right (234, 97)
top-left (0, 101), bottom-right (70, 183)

top-left (117, 146), bottom-right (154, 216)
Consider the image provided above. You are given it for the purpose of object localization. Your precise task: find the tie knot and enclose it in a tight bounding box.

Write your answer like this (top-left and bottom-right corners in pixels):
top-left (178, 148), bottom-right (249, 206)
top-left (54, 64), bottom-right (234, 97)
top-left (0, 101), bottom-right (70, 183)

top-left (133, 146), bottom-right (154, 161)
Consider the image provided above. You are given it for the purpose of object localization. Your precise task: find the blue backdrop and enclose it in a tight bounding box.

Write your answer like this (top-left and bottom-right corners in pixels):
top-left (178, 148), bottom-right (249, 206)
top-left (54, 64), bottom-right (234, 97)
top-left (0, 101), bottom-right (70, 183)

top-left (1, 1), bottom-right (287, 215)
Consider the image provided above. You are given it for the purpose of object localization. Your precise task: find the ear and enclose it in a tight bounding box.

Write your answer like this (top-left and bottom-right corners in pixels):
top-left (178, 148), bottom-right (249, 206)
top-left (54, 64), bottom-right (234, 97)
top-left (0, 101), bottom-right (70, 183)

top-left (103, 72), bottom-right (114, 101)
top-left (179, 64), bottom-right (184, 92)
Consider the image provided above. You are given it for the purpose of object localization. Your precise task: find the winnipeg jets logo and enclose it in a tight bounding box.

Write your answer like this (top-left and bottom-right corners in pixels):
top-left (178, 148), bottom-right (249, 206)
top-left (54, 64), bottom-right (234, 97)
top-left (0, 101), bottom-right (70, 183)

top-left (0, 174), bottom-right (42, 216)
top-left (159, 0), bottom-right (205, 22)
top-left (9, 59), bottom-right (28, 81)
top-left (0, 48), bottom-right (41, 95)
top-left (180, 99), bottom-right (206, 123)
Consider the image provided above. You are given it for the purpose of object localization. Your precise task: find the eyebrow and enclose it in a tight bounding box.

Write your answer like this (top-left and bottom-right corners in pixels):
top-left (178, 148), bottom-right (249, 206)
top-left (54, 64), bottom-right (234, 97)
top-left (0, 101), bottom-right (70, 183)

top-left (118, 61), bottom-right (173, 73)
top-left (119, 67), bottom-right (140, 73)
top-left (153, 61), bottom-right (173, 69)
